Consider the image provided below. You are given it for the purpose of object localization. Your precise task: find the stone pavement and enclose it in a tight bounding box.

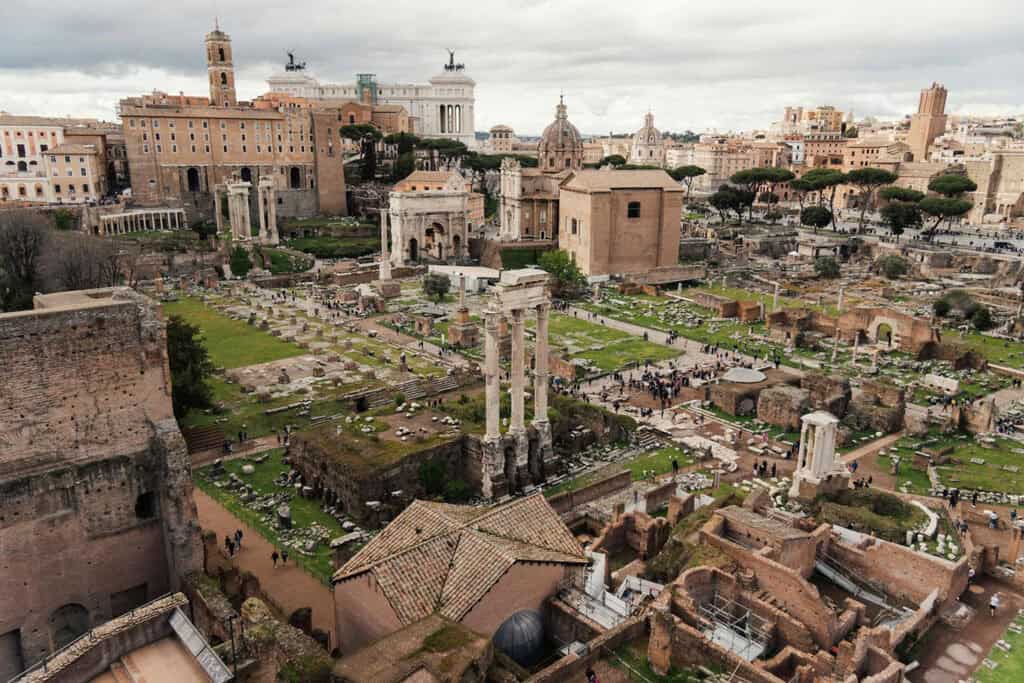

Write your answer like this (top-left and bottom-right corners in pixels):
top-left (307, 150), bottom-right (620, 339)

top-left (193, 489), bottom-right (337, 645)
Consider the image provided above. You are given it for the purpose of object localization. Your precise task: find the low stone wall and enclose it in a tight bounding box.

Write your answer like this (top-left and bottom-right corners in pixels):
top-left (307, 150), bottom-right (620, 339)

top-left (548, 470), bottom-right (632, 515)
top-left (526, 616), bottom-right (646, 683)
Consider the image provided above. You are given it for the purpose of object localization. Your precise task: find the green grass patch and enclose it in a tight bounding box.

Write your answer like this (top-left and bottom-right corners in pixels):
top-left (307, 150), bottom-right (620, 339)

top-left (975, 612), bottom-right (1024, 683)
top-left (809, 488), bottom-right (926, 544)
top-left (163, 296), bottom-right (305, 369)
top-left (622, 445), bottom-right (694, 482)
top-left (193, 449), bottom-right (345, 583)
top-left (285, 235), bottom-right (380, 259)
top-left (420, 625), bottom-right (475, 654)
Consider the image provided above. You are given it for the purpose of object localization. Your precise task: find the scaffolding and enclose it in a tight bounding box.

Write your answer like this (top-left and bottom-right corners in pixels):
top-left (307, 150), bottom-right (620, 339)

top-left (698, 592), bottom-right (772, 662)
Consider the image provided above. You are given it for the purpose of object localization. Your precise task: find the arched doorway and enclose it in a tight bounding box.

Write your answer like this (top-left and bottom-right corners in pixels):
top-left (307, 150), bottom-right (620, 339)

top-left (186, 167), bottom-right (201, 192)
top-left (452, 234), bottom-right (461, 260)
top-left (17, 161), bottom-right (27, 173)
top-left (409, 238), bottom-right (419, 262)
top-left (49, 604), bottom-right (89, 650)
top-left (289, 167), bottom-right (301, 189)
top-left (240, 167), bottom-right (252, 183)
top-left (876, 323), bottom-right (893, 347)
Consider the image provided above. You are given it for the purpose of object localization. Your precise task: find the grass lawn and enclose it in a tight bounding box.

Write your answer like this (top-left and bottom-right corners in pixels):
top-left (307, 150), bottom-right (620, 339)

top-left (500, 246), bottom-right (548, 269)
top-left (540, 313), bottom-right (680, 373)
top-left (875, 448), bottom-right (933, 495)
top-left (194, 449), bottom-right (346, 583)
top-left (975, 611), bottom-right (1024, 683)
top-left (284, 235), bottom-right (380, 259)
top-left (163, 296), bottom-right (305, 369)
top-left (622, 445), bottom-right (695, 481)
top-left (954, 330), bottom-right (1024, 371)
top-left (926, 432), bottom-right (1024, 494)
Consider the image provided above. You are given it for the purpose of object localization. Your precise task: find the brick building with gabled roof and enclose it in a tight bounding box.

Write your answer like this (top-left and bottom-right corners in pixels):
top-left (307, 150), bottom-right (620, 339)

top-left (332, 494), bottom-right (587, 654)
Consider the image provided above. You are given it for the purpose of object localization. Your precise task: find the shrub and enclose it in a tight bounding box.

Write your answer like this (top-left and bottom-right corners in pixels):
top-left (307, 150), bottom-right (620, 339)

top-left (933, 299), bottom-right (951, 317)
top-left (814, 256), bottom-right (840, 279)
top-left (971, 306), bottom-right (993, 331)
top-left (876, 255), bottom-right (909, 280)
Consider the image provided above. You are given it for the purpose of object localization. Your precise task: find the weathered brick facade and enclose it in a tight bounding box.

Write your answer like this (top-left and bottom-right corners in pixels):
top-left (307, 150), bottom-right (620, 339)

top-left (0, 289), bottom-right (200, 675)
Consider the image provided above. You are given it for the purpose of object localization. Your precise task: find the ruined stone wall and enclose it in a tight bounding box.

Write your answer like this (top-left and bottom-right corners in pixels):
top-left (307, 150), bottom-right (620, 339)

top-left (0, 289), bottom-right (201, 671)
top-left (700, 516), bottom-right (839, 648)
top-left (823, 535), bottom-right (969, 609)
top-left (527, 616), bottom-right (646, 683)
top-left (547, 470), bottom-right (632, 515)
top-left (801, 374), bottom-right (851, 416)
top-left (290, 433), bottom-right (471, 527)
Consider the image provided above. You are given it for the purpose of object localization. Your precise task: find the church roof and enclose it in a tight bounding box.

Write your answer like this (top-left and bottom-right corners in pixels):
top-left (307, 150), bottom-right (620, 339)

top-left (632, 112), bottom-right (661, 143)
top-left (334, 495), bottom-right (586, 624)
top-left (560, 169), bottom-right (683, 193)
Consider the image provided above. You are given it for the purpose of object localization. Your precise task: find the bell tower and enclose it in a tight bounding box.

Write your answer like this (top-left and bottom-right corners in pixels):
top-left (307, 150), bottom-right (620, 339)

top-left (206, 22), bottom-right (236, 107)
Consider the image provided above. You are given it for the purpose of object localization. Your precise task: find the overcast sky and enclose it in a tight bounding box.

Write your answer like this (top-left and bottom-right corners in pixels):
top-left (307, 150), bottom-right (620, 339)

top-left (2, 0), bottom-right (1021, 136)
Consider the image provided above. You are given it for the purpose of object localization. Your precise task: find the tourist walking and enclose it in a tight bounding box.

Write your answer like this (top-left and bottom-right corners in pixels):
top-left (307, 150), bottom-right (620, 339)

top-left (281, 550), bottom-right (289, 565)
top-left (234, 529), bottom-right (243, 549)
top-left (271, 550), bottom-right (279, 568)
top-left (989, 593), bottom-right (1000, 617)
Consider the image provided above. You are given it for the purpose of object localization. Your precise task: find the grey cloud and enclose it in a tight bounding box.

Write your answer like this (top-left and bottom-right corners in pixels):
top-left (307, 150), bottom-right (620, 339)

top-left (0, 0), bottom-right (1020, 132)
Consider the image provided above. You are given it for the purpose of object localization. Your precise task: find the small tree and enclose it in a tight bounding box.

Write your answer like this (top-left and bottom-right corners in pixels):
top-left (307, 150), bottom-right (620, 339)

top-left (801, 168), bottom-right (846, 230)
top-left (971, 306), bottom-right (993, 331)
top-left (0, 210), bottom-right (49, 312)
top-left (928, 174), bottom-right (977, 198)
top-left (422, 272), bottom-right (451, 301)
top-left (846, 167), bottom-right (898, 233)
top-left (708, 187), bottom-right (738, 224)
top-left (920, 197), bottom-right (973, 233)
top-left (229, 246), bottom-right (252, 278)
top-left (876, 255), bottom-right (909, 280)
top-left (814, 256), bottom-right (840, 279)
top-left (600, 154), bottom-right (627, 167)
top-left (166, 315), bottom-right (214, 419)
top-left (933, 299), bottom-right (951, 317)
top-left (669, 165), bottom-right (706, 200)
top-left (800, 205), bottom-right (832, 233)
top-left (53, 209), bottom-right (75, 231)
top-left (880, 202), bottom-right (922, 241)
top-left (880, 186), bottom-right (925, 203)
top-left (537, 249), bottom-right (586, 299)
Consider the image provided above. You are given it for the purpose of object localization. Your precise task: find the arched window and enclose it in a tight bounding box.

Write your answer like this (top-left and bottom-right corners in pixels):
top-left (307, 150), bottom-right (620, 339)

top-left (17, 161), bottom-right (27, 172)
top-left (50, 604), bottom-right (89, 650)
top-left (220, 72), bottom-right (228, 86)
top-left (218, 47), bottom-right (225, 62)
top-left (348, 114), bottom-right (355, 124)
top-left (186, 167), bottom-right (200, 192)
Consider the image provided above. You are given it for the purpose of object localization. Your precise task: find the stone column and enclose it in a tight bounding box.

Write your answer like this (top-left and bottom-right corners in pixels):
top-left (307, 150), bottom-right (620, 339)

top-left (379, 210), bottom-right (392, 280)
top-left (837, 287), bottom-right (845, 313)
top-left (773, 283), bottom-right (779, 311)
top-left (484, 308), bottom-right (501, 440)
top-left (510, 308), bottom-right (525, 434)
top-left (458, 275), bottom-right (466, 308)
top-left (265, 184), bottom-right (278, 244)
top-left (256, 180), bottom-right (267, 239)
top-left (533, 303), bottom-right (550, 424)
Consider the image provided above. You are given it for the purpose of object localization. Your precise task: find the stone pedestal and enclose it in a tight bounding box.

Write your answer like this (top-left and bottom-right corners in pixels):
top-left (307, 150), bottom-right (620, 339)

top-left (447, 307), bottom-right (479, 348)
top-left (371, 280), bottom-right (401, 299)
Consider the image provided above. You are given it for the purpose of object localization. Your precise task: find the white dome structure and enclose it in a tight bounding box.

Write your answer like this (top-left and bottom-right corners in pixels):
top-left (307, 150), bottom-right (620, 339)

top-left (629, 111), bottom-right (666, 167)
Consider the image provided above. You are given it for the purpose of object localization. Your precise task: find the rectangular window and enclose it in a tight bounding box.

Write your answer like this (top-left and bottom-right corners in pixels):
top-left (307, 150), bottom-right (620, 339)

top-left (143, 144), bottom-right (149, 153)
top-left (55, 184), bottom-right (61, 193)
top-left (223, 145), bottom-right (228, 153)
top-left (80, 168), bottom-right (86, 176)
top-left (156, 144), bottom-right (162, 153)
top-left (155, 133), bottom-right (160, 141)
top-left (627, 201), bottom-right (641, 218)
top-left (82, 184), bottom-right (89, 193)
top-left (152, 120), bottom-right (159, 128)
top-left (202, 121), bottom-right (208, 129)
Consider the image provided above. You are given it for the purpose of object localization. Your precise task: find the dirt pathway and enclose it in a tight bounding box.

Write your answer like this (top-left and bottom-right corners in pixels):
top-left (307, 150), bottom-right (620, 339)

top-left (840, 431), bottom-right (904, 465)
top-left (193, 489), bottom-right (337, 645)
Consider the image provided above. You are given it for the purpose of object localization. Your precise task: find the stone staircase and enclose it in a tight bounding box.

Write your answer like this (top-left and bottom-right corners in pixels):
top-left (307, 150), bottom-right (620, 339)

top-left (636, 426), bottom-right (662, 450)
top-left (430, 375), bottom-right (459, 394)
top-left (754, 589), bottom-right (790, 615)
top-left (181, 424), bottom-right (225, 454)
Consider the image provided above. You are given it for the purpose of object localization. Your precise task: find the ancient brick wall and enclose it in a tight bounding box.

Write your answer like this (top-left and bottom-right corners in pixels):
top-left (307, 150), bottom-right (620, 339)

top-left (801, 374), bottom-right (851, 416)
top-left (547, 470), bottom-right (632, 515)
top-left (527, 616), bottom-right (645, 683)
top-left (0, 289), bottom-right (201, 671)
top-left (757, 385), bottom-right (810, 431)
top-left (823, 535), bottom-right (969, 609)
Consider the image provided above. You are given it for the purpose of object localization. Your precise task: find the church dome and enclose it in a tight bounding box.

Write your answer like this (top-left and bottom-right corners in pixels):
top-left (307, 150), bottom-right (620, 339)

top-left (493, 610), bottom-right (545, 667)
top-left (538, 97), bottom-right (583, 172)
top-left (633, 112), bottom-right (661, 146)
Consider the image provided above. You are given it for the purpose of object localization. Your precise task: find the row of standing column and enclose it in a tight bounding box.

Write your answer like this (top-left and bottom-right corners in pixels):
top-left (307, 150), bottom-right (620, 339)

top-left (100, 210), bottom-right (186, 235)
top-left (484, 303), bottom-right (550, 440)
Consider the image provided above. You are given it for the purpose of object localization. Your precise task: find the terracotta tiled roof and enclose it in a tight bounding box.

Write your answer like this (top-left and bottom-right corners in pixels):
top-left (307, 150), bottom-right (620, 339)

top-left (560, 169), bottom-right (683, 192)
top-left (335, 494), bottom-right (586, 624)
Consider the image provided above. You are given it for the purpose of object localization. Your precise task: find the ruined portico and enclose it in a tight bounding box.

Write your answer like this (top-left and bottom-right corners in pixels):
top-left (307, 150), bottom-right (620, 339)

top-left (481, 268), bottom-right (553, 498)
